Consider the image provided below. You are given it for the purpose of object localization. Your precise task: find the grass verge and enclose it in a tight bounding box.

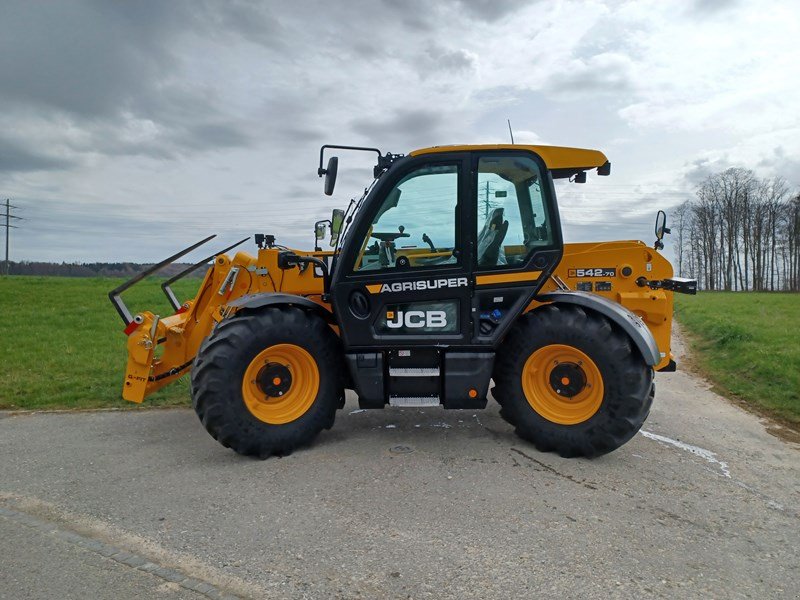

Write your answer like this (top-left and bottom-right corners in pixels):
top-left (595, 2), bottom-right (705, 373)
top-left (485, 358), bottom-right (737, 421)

top-left (1, 276), bottom-right (200, 410)
top-left (674, 291), bottom-right (800, 426)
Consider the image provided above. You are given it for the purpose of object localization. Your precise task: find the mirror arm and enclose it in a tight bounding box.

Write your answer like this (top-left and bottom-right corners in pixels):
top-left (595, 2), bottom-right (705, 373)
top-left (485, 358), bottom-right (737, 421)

top-left (318, 144), bottom-right (382, 177)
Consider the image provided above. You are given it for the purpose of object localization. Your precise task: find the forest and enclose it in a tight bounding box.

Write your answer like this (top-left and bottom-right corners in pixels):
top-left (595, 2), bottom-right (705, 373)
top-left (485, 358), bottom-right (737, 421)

top-left (673, 168), bottom-right (800, 291)
top-left (4, 261), bottom-right (203, 278)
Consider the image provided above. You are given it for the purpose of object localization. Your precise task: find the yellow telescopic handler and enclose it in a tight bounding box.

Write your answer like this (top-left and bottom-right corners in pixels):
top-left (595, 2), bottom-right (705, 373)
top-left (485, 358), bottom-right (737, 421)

top-left (110, 143), bottom-right (696, 458)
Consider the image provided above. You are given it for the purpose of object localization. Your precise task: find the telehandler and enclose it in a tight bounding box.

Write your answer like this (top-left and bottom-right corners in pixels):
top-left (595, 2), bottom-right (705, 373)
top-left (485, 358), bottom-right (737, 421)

top-left (110, 143), bottom-right (696, 458)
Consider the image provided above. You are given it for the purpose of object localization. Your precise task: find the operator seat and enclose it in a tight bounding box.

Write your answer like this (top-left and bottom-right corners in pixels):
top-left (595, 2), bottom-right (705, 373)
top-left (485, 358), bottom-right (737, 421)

top-left (477, 207), bottom-right (509, 267)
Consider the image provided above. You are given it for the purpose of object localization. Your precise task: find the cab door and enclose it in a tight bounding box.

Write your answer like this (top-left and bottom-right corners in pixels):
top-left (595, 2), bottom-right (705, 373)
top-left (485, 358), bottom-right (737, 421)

top-left (470, 150), bottom-right (563, 344)
top-left (330, 152), bottom-right (474, 350)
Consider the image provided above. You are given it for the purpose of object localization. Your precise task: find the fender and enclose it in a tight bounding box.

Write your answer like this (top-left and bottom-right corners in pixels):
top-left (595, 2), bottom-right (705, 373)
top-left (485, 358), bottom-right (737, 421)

top-left (226, 292), bottom-right (334, 322)
top-left (534, 291), bottom-right (660, 366)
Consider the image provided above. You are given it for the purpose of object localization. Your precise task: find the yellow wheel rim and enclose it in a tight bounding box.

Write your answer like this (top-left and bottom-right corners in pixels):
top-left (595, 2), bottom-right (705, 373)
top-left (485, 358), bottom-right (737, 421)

top-left (521, 344), bottom-right (604, 425)
top-left (241, 344), bottom-right (320, 425)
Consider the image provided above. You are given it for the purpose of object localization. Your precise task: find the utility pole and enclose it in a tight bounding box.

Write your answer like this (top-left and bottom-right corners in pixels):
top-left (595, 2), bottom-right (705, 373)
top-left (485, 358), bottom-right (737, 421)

top-left (2, 199), bottom-right (22, 276)
top-left (483, 182), bottom-right (506, 220)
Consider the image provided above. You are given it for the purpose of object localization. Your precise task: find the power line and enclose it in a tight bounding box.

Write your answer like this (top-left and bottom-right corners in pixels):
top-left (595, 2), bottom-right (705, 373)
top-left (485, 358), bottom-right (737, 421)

top-left (2, 199), bottom-right (23, 276)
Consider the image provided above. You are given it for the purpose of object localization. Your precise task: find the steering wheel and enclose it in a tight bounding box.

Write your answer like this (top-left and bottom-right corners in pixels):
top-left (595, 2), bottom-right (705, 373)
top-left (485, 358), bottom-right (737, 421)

top-left (371, 225), bottom-right (410, 243)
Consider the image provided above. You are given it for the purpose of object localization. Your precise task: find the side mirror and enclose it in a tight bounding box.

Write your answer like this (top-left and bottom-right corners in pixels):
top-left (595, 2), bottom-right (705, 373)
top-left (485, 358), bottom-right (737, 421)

top-left (330, 208), bottom-right (345, 247)
top-left (314, 221), bottom-right (327, 241)
top-left (654, 210), bottom-right (671, 250)
top-left (322, 156), bottom-right (338, 196)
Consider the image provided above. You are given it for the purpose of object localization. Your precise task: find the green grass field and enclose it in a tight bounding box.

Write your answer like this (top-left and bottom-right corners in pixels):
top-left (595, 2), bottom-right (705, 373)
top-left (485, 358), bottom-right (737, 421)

top-left (674, 292), bottom-right (800, 425)
top-left (0, 276), bottom-right (199, 410)
top-left (2, 278), bottom-right (799, 426)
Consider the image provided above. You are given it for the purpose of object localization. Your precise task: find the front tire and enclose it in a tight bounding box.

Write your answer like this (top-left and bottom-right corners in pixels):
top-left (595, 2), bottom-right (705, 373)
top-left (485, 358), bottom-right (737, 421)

top-left (191, 307), bottom-right (342, 458)
top-left (493, 304), bottom-right (653, 458)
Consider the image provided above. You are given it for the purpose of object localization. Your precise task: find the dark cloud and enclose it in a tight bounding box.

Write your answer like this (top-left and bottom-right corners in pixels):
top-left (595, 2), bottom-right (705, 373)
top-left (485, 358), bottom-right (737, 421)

top-left (350, 109), bottom-right (445, 148)
top-left (205, 2), bottom-right (284, 48)
top-left (423, 44), bottom-right (476, 74)
top-left (454, 0), bottom-right (521, 22)
top-left (0, 2), bottom-right (184, 117)
top-left (545, 54), bottom-right (633, 96)
top-left (682, 155), bottom-right (733, 186)
top-left (0, 136), bottom-right (74, 172)
top-left (755, 146), bottom-right (800, 187)
top-left (688, 0), bottom-right (741, 15)
top-left (0, 1), bottom-right (257, 169)
top-left (375, 0), bottom-right (442, 31)
top-left (277, 127), bottom-right (326, 144)
top-left (179, 122), bottom-right (254, 151)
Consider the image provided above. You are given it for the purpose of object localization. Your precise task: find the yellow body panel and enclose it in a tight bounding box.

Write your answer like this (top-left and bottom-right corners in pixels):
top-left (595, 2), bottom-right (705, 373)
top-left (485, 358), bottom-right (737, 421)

top-left (409, 144), bottom-right (608, 171)
top-left (537, 240), bottom-right (674, 371)
top-left (476, 271), bottom-right (542, 286)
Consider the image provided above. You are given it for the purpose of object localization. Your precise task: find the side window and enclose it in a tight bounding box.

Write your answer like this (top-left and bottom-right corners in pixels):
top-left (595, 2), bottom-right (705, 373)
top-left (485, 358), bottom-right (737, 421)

top-left (354, 164), bottom-right (459, 272)
top-left (476, 155), bottom-right (553, 268)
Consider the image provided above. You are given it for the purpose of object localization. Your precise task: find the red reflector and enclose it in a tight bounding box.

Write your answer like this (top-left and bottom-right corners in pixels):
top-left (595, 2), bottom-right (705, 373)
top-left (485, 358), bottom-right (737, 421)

top-left (123, 321), bottom-right (140, 336)
top-left (175, 305), bottom-right (188, 314)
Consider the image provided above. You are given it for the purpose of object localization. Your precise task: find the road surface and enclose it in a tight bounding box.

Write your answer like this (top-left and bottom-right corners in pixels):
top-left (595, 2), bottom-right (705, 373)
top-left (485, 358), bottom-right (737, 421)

top-left (1, 334), bottom-right (798, 599)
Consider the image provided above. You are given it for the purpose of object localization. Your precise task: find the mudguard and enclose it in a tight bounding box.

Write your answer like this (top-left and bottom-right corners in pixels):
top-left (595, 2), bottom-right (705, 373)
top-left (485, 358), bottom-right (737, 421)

top-left (225, 292), bottom-right (334, 321)
top-left (535, 291), bottom-right (660, 366)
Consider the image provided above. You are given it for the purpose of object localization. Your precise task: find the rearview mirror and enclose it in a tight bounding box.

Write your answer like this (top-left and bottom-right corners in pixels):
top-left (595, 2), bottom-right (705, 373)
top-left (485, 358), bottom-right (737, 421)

top-left (323, 156), bottom-right (338, 196)
top-left (314, 221), bottom-right (327, 241)
top-left (655, 210), bottom-right (669, 240)
top-left (654, 210), bottom-right (670, 250)
top-left (330, 208), bottom-right (345, 247)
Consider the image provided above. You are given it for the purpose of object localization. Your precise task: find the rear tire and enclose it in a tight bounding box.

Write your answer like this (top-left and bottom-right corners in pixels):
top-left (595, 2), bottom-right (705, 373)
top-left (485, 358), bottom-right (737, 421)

top-left (493, 304), bottom-right (653, 458)
top-left (191, 307), bottom-right (342, 458)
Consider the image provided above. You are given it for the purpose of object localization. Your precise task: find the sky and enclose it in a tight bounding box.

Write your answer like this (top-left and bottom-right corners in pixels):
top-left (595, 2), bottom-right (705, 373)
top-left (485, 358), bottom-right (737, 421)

top-left (1, 0), bottom-right (798, 263)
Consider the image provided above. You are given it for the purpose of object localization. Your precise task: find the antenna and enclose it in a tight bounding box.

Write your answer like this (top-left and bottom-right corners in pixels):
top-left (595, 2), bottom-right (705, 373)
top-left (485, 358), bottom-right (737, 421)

top-left (507, 119), bottom-right (515, 144)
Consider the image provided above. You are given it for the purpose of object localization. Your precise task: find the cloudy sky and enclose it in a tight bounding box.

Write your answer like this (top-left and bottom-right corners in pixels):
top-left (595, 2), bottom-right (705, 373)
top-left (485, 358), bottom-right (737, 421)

top-left (1, 0), bottom-right (798, 263)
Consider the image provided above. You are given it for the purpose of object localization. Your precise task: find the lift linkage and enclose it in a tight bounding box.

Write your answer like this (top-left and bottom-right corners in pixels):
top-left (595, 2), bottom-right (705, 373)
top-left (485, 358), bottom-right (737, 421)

top-left (108, 235), bottom-right (250, 325)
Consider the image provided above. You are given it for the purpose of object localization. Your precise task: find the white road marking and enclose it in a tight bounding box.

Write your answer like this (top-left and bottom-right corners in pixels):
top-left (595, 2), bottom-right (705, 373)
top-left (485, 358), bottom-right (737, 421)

top-left (640, 430), bottom-right (731, 478)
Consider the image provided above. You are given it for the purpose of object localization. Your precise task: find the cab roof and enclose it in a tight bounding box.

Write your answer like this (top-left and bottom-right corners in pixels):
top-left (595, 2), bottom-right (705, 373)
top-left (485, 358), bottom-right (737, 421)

top-left (409, 144), bottom-right (609, 178)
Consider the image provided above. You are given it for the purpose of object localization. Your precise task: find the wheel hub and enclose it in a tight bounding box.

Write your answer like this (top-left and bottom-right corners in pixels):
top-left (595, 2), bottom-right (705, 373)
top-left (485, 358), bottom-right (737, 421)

top-left (521, 344), bottom-right (604, 425)
top-left (257, 362), bottom-right (292, 397)
top-left (549, 362), bottom-right (586, 398)
top-left (241, 344), bottom-right (320, 425)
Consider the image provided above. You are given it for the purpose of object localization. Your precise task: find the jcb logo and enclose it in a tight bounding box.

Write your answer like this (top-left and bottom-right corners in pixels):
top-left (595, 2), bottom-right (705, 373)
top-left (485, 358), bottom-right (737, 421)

top-left (386, 310), bottom-right (447, 329)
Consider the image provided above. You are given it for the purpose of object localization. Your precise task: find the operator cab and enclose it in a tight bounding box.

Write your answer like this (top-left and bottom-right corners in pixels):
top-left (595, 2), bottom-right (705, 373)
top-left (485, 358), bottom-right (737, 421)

top-left (318, 145), bottom-right (611, 344)
top-left (314, 144), bottom-right (610, 409)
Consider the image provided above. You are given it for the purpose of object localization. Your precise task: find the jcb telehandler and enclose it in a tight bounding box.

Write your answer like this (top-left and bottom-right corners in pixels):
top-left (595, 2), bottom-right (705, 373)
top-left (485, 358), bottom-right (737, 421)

top-left (110, 143), bottom-right (696, 458)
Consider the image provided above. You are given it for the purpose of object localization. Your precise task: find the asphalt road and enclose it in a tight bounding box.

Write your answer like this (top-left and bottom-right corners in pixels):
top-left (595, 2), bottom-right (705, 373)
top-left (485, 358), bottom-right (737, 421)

top-left (1, 334), bottom-right (798, 599)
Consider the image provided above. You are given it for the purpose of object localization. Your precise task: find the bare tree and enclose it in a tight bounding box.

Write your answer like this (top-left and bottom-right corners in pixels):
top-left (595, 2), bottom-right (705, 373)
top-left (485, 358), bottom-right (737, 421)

top-left (675, 171), bottom-right (798, 291)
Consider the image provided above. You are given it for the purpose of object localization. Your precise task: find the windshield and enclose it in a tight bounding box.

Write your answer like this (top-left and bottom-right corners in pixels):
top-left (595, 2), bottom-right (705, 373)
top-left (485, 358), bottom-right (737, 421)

top-left (333, 177), bottom-right (379, 256)
top-left (354, 164), bottom-right (459, 272)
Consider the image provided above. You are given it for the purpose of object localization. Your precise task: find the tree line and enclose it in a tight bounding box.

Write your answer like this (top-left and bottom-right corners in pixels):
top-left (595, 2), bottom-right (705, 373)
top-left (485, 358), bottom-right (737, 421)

top-left (674, 168), bottom-right (800, 291)
top-left (5, 261), bottom-right (205, 278)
